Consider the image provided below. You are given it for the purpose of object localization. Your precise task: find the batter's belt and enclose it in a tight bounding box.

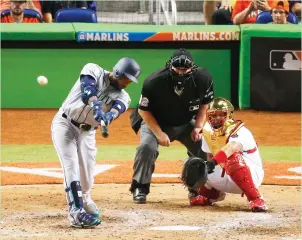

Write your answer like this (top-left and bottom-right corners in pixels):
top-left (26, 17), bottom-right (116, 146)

top-left (62, 113), bottom-right (95, 131)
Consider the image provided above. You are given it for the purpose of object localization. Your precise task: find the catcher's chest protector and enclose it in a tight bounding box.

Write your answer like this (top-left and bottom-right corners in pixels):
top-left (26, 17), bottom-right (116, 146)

top-left (202, 120), bottom-right (245, 155)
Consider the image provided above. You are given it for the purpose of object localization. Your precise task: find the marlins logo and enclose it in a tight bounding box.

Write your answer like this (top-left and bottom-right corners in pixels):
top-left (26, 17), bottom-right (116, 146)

top-left (270, 50), bottom-right (302, 71)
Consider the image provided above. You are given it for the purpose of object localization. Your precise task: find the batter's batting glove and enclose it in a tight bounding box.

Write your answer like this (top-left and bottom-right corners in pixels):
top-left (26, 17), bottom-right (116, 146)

top-left (102, 112), bottom-right (117, 126)
top-left (90, 100), bottom-right (105, 123)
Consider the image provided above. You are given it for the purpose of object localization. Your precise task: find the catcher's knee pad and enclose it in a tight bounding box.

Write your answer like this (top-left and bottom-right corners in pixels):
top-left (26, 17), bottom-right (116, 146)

top-left (224, 152), bottom-right (246, 175)
top-left (66, 181), bottom-right (84, 210)
top-left (225, 152), bottom-right (261, 201)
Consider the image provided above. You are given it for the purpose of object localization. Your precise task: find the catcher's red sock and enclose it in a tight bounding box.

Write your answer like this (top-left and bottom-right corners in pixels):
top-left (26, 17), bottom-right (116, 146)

top-left (225, 152), bottom-right (261, 201)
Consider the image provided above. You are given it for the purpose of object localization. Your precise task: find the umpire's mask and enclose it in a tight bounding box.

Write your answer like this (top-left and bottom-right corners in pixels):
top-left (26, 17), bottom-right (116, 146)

top-left (167, 48), bottom-right (197, 91)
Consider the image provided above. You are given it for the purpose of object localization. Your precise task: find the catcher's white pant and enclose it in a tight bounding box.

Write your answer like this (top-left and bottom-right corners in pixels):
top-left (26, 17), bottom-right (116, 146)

top-left (51, 109), bottom-right (97, 197)
top-left (206, 153), bottom-right (264, 194)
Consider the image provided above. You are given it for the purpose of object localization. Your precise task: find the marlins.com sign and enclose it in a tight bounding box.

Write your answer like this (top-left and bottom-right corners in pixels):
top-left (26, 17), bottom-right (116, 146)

top-left (76, 31), bottom-right (240, 42)
top-left (172, 31), bottom-right (240, 41)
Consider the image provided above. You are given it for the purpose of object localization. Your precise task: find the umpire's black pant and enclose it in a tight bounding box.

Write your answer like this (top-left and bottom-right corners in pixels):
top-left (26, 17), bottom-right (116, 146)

top-left (131, 120), bottom-right (206, 192)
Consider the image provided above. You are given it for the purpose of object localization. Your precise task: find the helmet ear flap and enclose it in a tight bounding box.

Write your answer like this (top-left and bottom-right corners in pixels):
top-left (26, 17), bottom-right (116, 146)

top-left (115, 69), bottom-right (120, 79)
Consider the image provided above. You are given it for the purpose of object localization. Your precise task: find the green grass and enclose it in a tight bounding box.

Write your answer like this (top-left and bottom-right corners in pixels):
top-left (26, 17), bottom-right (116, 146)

top-left (0, 145), bottom-right (300, 163)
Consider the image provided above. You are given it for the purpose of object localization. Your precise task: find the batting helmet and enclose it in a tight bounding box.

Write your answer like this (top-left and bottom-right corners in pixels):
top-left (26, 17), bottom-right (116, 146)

top-left (113, 57), bottom-right (141, 83)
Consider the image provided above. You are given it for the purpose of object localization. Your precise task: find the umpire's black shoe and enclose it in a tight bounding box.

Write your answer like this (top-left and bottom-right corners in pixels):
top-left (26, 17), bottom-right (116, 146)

top-left (133, 188), bottom-right (147, 204)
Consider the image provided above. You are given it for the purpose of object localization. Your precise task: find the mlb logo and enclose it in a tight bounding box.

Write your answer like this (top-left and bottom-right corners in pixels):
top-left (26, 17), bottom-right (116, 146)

top-left (270, 50), bottom-right (302, 71)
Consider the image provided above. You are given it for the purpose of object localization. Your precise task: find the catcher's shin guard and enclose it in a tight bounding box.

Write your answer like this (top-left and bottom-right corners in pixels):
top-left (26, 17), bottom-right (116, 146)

top-left (224, 152), bottom-right (262, 201)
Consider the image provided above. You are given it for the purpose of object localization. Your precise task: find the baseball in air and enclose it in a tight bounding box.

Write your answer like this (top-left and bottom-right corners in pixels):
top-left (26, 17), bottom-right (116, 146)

top-left (37, 75), bottom-right (48, 86)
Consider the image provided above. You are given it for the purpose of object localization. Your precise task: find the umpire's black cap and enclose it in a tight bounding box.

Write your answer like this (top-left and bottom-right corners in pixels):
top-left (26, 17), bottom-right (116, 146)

top-left (172, 48), bottom-right (194, 61)
top-left (170, 48), bottom-right (195, 69)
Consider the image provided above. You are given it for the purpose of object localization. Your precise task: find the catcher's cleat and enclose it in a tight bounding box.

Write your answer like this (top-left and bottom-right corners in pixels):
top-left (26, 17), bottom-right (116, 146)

top-left (71, 210), bottom-right (101, 228)
top-left (133, 188), bottom-right (147, 204)
top-left (84, 202), bottom-right (100, 219)
top-left (188, 192), bottom-right (212, 206)
top-left (188, 191), bottom-right (226, 206)
top-left (249, 198), bottom-right (268, 212)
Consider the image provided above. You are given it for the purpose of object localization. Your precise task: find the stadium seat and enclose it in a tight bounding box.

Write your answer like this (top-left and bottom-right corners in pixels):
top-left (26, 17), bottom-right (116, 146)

top-left (256, 11), bottom-right (299, 24)
top-left (1, 9), bottom-right (43, 22)
top-left (54, 8), bottom-right (97, 23)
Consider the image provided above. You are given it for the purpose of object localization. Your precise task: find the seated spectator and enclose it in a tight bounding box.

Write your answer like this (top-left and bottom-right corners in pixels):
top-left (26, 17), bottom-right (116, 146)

top-left (1, 0), bottom-right (40, 23)
top-left (289, 0), bottom-right (301, 21)
top-left (87, 1), bottom-right (97, 12)
top-left (270, 0), bottom-right (292, 23)
top-left (203, 0), bottom-right (234, 24)
top-left (232, 0), bottom-right (283, 24)
top-left (41, 0), bottom-right (87, 23)
top-left (1, 0), bottom-right (41, 15)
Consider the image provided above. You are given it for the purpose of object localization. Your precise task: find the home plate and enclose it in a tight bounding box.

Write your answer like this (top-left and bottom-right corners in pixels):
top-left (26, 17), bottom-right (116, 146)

top-left (149, 225), bottom-right (201, 231)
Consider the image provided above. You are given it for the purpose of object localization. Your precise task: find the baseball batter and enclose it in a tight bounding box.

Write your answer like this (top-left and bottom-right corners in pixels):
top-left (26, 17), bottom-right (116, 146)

top-left (187, 97), bottom-right (268, 212)
top-left (51, 57), bottom-right (141, 228)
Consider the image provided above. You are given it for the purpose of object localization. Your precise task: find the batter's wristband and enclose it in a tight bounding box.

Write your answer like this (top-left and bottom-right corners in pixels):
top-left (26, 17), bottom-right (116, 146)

top-left (213, 150), bottom-right (228, 164)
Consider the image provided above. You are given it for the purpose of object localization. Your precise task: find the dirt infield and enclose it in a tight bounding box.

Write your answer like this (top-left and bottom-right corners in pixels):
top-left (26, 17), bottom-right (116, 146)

top-left (1, 109), bottom-right (301, 146)
top-left (1, 109), bottom-right (301, 240)
top-left (1, 161), bottom-right (301, 186)
top-left (1, 184), bottom-right (301, 240)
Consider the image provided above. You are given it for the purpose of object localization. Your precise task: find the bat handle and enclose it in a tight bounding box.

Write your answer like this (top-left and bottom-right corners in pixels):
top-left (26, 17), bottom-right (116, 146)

top-left (100, 120), bottom-right (109, 138)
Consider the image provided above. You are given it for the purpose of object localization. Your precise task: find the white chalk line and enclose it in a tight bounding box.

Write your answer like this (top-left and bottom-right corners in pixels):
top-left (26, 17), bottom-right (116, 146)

top-left (0, 164), bottom-right (118, 179)
top-left (1, 165), bottom-right (300, 181)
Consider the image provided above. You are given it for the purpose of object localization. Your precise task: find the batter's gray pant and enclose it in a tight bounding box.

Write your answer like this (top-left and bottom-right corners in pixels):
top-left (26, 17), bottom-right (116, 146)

top-left (51, 111), bottom-right (97, 197)
top-left (132, 120), bottom-right (206, 185)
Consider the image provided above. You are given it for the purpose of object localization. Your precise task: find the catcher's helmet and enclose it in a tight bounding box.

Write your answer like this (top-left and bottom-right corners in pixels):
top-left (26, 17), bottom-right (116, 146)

top-left (113, 57), bottom-right (141, 83)
top-left (166, 48), bottom-right (197, 88)
top-left (206, 97), bottom-right (234, 136)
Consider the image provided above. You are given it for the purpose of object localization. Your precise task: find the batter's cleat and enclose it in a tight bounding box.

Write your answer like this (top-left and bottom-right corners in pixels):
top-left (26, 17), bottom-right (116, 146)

top-left (84, 202), bottom-right (100, 219)
top-left (249, 198), bottom-right (268, 212)
top-left (133, 188), bottom-right (147, 204)
top-left (70, 211), bottom-right (101, 228)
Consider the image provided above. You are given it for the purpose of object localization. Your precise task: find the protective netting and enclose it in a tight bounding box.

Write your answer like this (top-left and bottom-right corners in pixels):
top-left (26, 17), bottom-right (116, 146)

top-left (96, 0), bottom-right (205, 25)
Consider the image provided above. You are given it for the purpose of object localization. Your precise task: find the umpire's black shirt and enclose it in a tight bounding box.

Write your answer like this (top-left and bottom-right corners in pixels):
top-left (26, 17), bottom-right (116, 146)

top-left (138, 67), bottom-right (214, 127)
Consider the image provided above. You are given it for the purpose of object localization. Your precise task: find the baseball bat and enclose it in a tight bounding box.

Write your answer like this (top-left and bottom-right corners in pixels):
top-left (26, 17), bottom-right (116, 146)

top-left (100, 120), bottom-right (109, 138)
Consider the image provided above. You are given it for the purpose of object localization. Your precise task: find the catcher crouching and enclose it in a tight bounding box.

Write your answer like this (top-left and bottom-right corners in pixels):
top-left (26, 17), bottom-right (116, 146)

top-left (181, 97), bottom-right (268, 212)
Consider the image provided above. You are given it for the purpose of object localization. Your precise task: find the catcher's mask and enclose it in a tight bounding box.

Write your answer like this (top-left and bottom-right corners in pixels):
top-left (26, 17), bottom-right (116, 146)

top-left (166, 48), bottom-right (197, 90)
top-left (206, 97), bottom-right (234, 136)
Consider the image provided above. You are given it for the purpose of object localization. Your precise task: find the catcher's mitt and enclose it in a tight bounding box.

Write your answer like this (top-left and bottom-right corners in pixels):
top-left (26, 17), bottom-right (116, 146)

top-left (181, 157), bottom-right (208, 190)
